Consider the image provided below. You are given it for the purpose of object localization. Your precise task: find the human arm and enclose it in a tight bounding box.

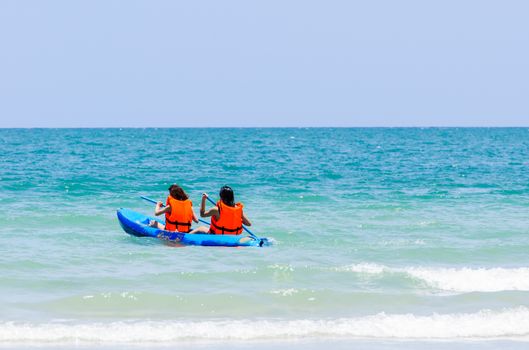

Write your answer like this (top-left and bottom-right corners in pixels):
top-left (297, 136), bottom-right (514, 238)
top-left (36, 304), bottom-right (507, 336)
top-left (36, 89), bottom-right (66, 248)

top-left (242, 212), bottom-right (251, 226)
top-left (199, 193), bottom-right (219, 219)
top-left (154, 202), bottom-right (171, 216)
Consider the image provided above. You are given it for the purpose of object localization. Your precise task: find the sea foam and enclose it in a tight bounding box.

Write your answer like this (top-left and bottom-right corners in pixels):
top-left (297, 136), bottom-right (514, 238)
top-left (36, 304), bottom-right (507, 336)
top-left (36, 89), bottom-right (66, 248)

top-left (337, 264), bottom-right (529, 292)
top-left (1, 308), bottom-right (529, 343)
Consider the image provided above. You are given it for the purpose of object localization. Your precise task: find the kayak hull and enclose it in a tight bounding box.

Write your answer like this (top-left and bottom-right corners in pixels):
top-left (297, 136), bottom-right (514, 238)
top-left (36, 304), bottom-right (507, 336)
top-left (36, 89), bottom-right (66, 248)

top-left (117, 208), bottom-right (267, 247)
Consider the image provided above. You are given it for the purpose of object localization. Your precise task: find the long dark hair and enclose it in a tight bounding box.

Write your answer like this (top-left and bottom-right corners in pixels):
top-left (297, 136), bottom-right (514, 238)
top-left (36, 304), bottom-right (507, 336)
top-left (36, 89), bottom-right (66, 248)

top-left (168, 184), bottom-right (189, 201)
top-left (219, 185), bottom-right (235, 207)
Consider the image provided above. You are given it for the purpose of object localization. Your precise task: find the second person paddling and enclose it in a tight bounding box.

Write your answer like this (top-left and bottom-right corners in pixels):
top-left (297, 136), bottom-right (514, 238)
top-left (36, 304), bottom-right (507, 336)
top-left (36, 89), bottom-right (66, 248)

top-left (190, 185), bottom-right (251, 235)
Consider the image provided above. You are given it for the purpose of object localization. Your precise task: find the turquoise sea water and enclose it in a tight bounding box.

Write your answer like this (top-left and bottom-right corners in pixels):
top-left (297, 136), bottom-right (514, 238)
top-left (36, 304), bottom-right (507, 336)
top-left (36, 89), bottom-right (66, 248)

top-left (1, 128), bottom-right (529, 347)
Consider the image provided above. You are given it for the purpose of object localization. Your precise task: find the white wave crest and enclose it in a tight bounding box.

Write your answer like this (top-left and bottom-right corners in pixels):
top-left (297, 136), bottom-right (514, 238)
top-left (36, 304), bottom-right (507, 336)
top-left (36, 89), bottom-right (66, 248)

top-left (405, 267), bottom-right (529, 292)
top-left (337, 264), bottom-right (529, 292)
top-left (335, 263), bottom-right (387, 274)
top-left (1, 308), bottom-right (529, 343)
top-left (270, 288), bottom-right (299, 296)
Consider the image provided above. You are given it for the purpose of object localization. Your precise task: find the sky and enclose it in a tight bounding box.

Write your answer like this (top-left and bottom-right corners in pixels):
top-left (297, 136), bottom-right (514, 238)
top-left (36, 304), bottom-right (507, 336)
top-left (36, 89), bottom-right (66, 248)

top-left (0, 0), bottom-right (528, 127)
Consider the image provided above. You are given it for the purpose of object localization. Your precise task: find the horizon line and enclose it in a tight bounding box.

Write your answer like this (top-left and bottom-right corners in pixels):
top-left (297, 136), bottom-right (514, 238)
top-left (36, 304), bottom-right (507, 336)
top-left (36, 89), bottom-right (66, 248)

top-left (1, 125), bottom-right (529, 129)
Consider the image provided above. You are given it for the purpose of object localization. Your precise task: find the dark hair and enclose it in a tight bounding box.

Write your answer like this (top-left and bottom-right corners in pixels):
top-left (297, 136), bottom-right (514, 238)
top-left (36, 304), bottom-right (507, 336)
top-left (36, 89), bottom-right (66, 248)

top-left (219, 185), bottom-right (235, 207)
top-left (168, 184), bottom-right (189, 201)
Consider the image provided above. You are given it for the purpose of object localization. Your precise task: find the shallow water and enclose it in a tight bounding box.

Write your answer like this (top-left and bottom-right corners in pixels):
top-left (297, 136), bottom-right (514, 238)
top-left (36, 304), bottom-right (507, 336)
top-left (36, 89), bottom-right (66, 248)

top-left (1, 128), bottom-right (528, 345)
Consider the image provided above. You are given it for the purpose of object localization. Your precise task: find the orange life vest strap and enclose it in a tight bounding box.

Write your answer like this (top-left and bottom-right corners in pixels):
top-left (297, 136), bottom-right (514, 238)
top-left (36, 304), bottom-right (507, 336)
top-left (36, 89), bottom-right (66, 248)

top-left (210, 221), bottom-right (242, 235)
top-left (165, 218), bottom-right (192, 227)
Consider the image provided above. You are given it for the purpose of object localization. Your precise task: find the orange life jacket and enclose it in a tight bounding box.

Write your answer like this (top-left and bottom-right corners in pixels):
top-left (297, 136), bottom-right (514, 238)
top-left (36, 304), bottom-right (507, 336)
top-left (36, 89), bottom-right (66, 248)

top-left (210, 201), bottom-right (244, 235)
top-left (165, 196), bottom-right (193, 232)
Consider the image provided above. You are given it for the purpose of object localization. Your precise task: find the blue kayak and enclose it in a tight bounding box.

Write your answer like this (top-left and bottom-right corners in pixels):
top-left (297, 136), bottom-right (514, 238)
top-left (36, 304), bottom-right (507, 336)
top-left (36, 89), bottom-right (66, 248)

top-left (117, 208), bottom-right (270, 247)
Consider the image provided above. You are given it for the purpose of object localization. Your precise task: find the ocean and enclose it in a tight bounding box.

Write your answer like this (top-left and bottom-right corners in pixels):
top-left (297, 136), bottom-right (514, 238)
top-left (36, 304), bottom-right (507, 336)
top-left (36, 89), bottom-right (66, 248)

top-left (1, 128), bottom-right (528, 349)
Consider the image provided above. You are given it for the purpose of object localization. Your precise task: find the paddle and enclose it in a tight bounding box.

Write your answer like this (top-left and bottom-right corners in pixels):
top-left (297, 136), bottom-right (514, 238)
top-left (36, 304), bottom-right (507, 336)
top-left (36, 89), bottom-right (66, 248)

top-left (141, 196), bottom-right (210, 224)
top-left (203, 194), bottom-right (261, 241)
top-left (140, 196), bottom-right (160, 206)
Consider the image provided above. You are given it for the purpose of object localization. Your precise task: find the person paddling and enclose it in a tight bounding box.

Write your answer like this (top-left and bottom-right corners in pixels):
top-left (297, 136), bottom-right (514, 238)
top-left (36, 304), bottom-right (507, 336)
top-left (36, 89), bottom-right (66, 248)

top-left (190, 185), bottom-right (251, 234)
top-left (149, 184), bottom-right (199, 232)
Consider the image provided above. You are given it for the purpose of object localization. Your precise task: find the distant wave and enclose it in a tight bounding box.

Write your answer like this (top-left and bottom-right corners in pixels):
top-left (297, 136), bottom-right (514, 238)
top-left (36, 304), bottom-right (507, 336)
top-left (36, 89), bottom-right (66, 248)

top-left (336, 263), bottom-right (529, 292)
top-left (1, 308), bottom-right (529, 343)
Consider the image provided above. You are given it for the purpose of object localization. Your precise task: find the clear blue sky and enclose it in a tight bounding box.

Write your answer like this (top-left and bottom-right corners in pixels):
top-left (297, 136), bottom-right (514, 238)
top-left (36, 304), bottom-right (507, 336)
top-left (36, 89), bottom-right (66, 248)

top-left (0, 0), bottom-right (528, 127)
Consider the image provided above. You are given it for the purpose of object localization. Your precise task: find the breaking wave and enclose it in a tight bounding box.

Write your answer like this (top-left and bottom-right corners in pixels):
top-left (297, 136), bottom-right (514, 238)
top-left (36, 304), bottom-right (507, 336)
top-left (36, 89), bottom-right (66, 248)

top-left (337, 263), bottom-right (529, 292)
top-left (1, 307), bottom-right (529, 344)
